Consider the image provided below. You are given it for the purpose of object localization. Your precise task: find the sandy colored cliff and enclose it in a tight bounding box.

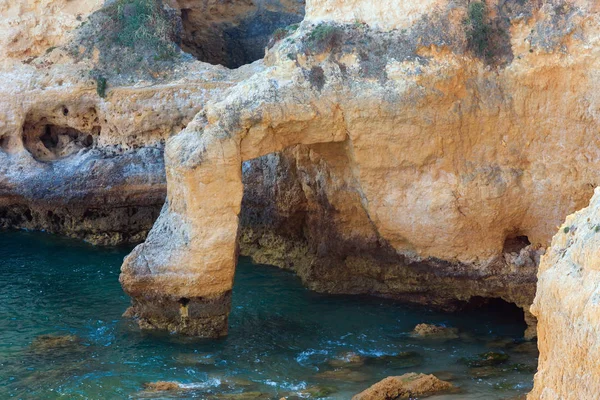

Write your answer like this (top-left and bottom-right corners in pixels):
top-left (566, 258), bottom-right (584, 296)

top-left (119, 0), bottom-right (600, 338)
top-left (1, 0), bottom-right (599, 368)
top-left (529, 188), bottom-right (600, 399)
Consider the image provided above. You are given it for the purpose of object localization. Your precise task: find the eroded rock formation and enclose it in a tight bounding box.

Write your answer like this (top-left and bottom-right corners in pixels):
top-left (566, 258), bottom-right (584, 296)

top-left (2, 0), bottom-right (600, 353)
top-left (120, 0), bottom-right (600, 337)
top-left (0, 0), bottom-right (264, 244)
top-left (529, 188), bottom-right (600, 399)
top-left (352, 373), bottom-right (454, 400)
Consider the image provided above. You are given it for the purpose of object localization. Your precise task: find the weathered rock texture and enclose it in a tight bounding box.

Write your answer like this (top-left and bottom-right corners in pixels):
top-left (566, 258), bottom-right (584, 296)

top-left (121, 0), bottom-right (600, 336)
top-left (3, 0), bottom-right (600, 347)
top-left (352, 373), bottom-right (454, 400)
top-left (529, 188), bottom-right (600, 399)
top-left (0, 0), bottom-right (103, 63)
top-left (0, 0), bottom-right (261, 244)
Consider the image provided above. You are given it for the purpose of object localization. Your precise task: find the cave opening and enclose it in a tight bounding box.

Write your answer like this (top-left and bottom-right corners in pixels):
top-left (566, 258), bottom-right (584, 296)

top-left (22, 122), bottom-right (99, 162)
top-left (174, 0), bottom-right (305, 69)
top-left (463, 296), bottom-right (527, 328)
top-left (503, 234), bottom-right (531, 253)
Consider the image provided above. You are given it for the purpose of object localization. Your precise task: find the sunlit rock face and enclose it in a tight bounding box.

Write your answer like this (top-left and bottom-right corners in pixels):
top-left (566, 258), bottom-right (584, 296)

top-left (2, 0), bottom-right (600, 361)
top-left (120, 0), bottom-right (600, 337)
top-left (0, 0), bottom-right (103, 63)
top-left (529, 188), bottom-right (600, 399)
top-left (0, 0), bottom-right (261, 244)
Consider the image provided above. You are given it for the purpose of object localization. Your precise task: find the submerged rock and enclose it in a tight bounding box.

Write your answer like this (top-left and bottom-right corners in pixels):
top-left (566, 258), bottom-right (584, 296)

top-left (510, 341), bottom-right (538, 355)
top-left (364, 351), bottom-right (423, 369)
top-left (316, 368), bottom-right (370, 382)
top-left (352, 373), bottom-right (455, 400)
top-left (143, 381), bottom-right (181, 391)
top-left (467, 366), bottom-right (507, 379)
top-left (211, 392), bottom-right (270, 400)
top-left (411, 324), bottom-right (459, 340)
top-left (327, 352), bottom-right (365, 368)
top-left (428, 371), bottom-right (458, 382)
top-left (29, 334), bottom-right (83, 353)
top-left (459, 352), bottom-right (509, 368)
top-left (298, 385), bottom-right (339, 398)
top-left (486, 337), bottom-right (515, 349)
top-left (175, 352), bottom-right (217, 366)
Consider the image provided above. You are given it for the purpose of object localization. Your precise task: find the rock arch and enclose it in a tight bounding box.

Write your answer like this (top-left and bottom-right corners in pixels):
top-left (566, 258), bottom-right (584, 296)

top-left (120, 73), bottom-right (347, 336)
top-left (120, 0), bottom-right (600, 339)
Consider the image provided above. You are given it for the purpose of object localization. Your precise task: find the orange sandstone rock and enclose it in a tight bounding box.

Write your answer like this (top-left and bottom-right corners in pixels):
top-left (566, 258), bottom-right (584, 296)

top-left (352, 373), bottom-right (454, 400)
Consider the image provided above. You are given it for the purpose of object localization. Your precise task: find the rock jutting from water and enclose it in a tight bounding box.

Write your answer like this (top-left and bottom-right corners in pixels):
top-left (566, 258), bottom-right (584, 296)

top-left (352, 373), bottom-right (454, 400)
top-left (120, 0), bottom-right (600, 339)
top-left (2, 0), bottom-right (600, 397)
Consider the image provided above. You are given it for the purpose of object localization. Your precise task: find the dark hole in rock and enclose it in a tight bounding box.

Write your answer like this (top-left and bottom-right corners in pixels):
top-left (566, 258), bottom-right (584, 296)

top-left (62, 107), bottom-right (69, 116)
top-left (22, 122), bottom-right (100, 162)
top-left (24, 208), bottom-right (33, 222)
top-left (174, 0), bottom-right (305, 68)
top-left (0, 135), bottom-right (11, 151)
top-left (178, 297), bottom-right (190, 306)
top-left (503, 235), bottom-right (531, 253)
top-left (463, 296), bottom-right (526, 327)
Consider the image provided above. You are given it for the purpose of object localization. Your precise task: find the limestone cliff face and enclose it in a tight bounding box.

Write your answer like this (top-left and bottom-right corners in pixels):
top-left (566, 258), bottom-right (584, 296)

top-left (3, 0), bottom-right (600, 343)
top-left (0, 1), bottom-right (253, 244)
top-left (120, 0), bottom-right (600, 337)
top-left (0, 0), bottom-right (296, 244)
top-left (0, 0), bottom-right (103, 63)
top-left (529, 188), bottom-right (600, 399)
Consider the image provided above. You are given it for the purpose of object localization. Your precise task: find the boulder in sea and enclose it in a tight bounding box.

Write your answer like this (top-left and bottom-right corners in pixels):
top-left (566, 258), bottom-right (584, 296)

top-left (30, 334), bottom-right (83, 354)
top-left (328, 352), bottom-right (365, 368)
top-left (352, 373), bottom-right (455, 400)
top-left (459, 352), bottom-right (509, 367)
top-left (143, 381), bottom-right (181, 391)
top-left (411, 324), bottom-right (459, 340)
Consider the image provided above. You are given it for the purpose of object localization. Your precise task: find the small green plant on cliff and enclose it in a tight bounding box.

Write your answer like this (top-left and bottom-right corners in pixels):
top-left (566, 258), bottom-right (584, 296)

top-left (305, 23), bottom-right (343, 53)
top-left (269, 24), bottom-right (300, 48)
top-left (464, 1), bottom-right (492, 58)
top-left (109, 0), bottom-right (177, 59)
top-left (309, 24), bottom-right (338, 44)
top-left (95, 75), bottom-right (107, 98)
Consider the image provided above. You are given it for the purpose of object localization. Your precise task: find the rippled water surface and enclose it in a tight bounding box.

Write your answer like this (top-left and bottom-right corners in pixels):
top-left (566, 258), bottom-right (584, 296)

top-left (0, 231), bottom-right (537, 399)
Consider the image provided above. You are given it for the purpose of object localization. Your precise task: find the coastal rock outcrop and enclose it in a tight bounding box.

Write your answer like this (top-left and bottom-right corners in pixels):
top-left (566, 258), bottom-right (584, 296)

top-left (121, 0), bottom-right (600, 336)
top-left (3, 0), bottom-right (600, 348)
top-left (0, 0), bottom-right (261, 244)
top-left (352, 373), bottom-right (454, 400)
top-left (528, 188), bottom-right (600, 399)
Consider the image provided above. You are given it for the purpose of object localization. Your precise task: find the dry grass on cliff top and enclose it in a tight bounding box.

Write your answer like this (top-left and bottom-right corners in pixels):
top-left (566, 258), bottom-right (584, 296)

top-left (70, 0), bottom-right (186, 86)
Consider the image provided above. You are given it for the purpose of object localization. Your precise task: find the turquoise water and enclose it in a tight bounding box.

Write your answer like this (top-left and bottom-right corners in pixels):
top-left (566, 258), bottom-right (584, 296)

top-left (0, 231), bottom-right (537, 399)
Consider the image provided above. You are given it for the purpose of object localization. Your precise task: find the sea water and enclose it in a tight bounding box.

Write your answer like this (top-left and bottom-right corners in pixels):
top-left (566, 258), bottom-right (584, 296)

top-left (0, 231), bottom-right (537, 399)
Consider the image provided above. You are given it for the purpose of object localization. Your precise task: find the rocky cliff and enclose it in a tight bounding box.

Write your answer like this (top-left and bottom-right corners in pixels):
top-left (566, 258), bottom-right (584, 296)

top-left (2, 0), bottom-right (600, 346)
top-left (3, 0), bottom-right (600, 396)
top-left (116, 0), bottom-right (600, 339)
top-left (529, 188), bottom-right (600, 399)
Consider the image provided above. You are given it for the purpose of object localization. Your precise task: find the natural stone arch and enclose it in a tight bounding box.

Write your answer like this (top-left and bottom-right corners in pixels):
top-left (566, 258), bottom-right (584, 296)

top-left (120, 72), bottom-right (347, 336)
top-left (119, 0), bottom-right (600, 340)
